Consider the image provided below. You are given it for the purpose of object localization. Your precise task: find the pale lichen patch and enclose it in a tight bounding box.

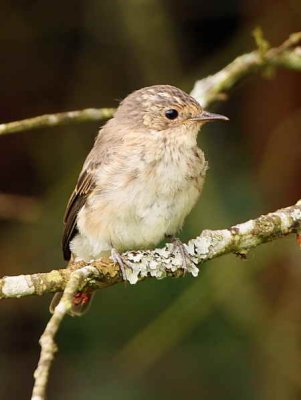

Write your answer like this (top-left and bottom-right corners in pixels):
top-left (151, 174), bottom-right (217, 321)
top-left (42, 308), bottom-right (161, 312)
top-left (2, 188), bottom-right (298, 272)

top-left (291, 208), bottom-right (301, 221)
top-left (187, 263), bottom-right (199, 277)
top-left (2, 275), bottom-right (35, 297)
top-left (275, 211), bottom-right (291, 231)
top-left (209, 230), bottom-right (232, 254)
top-left (235, 220), bottom-right (255, 235)
top-left (193, 234), bottom-right (212, 256)
top-left (123, 243), bottom-right (200, 284)
top-left (127, 252), bottom-right (144, 263)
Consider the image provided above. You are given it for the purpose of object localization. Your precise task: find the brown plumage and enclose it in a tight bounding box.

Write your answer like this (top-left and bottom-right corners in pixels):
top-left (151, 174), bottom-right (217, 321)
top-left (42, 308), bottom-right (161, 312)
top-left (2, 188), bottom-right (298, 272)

top-left (63, 163), bottom-right (97, 260)
top-left (52, 84), bottom-right (228, 316)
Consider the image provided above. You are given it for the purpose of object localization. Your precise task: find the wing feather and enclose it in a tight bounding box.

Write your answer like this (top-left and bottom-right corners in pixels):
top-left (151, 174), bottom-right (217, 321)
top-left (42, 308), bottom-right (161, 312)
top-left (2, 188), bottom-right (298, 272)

top-left (62, 163), bottom-right (98, 260)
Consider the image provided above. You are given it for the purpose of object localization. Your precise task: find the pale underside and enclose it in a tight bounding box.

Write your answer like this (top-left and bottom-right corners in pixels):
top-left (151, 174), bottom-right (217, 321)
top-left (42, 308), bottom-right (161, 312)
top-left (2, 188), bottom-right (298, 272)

top-left (69, 120), bottom-right (207, 262)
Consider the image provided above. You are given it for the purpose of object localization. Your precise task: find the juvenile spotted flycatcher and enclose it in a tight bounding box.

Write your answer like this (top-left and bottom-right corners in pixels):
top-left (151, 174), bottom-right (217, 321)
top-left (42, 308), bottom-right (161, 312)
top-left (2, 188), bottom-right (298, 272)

top-left (50, 85), bottom-right (228, 315)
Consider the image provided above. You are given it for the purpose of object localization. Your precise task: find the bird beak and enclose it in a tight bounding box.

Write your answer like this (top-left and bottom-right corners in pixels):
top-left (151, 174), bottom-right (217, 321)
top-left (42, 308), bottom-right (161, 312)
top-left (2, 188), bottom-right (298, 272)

top-left (191, 110), bottom-right (229, 123)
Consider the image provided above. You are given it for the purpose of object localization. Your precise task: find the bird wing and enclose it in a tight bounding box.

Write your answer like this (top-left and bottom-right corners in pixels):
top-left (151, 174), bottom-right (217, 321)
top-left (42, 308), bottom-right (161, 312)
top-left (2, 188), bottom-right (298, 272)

top-left (62, 162), bottom-right (98, 260)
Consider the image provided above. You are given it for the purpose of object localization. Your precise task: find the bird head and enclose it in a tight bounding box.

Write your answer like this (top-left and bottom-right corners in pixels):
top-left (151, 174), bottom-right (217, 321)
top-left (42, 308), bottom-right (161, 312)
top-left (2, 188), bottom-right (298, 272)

top-left (114, 85), bottom-right (228, 137)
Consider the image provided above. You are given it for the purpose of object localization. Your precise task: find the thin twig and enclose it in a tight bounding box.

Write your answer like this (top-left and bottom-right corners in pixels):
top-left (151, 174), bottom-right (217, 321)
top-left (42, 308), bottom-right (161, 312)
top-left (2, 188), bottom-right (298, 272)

top-left (31, 265), bottom-right (99, 400)
top-left (191, 32), bottom-right (301, 107)
top-left (0, 33), bottom-right (300, 137)
top-left (0, 108), bottom-right (115, 137)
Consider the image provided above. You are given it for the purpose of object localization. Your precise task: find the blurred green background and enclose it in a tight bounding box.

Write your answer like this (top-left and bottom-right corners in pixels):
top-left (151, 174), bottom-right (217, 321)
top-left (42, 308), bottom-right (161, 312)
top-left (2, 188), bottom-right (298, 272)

top-left (0, 1), bottom-right (301, 399)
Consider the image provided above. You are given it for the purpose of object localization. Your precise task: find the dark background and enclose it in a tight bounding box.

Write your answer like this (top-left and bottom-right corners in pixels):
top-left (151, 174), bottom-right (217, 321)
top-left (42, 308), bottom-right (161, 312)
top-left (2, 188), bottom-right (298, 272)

top-left (0, 1), bottom-right (301, 399)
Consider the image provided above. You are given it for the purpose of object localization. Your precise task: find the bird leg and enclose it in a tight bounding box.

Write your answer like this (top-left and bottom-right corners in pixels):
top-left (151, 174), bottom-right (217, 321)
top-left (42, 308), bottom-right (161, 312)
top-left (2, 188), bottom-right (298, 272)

top-left (166, 235), bottom-right (195, 271)
top-left (111, 248), bottom-right (133, 281)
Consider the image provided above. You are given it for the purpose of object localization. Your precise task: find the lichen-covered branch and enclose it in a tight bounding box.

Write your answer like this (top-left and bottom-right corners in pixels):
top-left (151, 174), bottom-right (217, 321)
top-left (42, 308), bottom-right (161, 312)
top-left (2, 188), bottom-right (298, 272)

top-left (31, 265), bottom-right (99, 400)
top-left (1, 200), bottom-right (300, 301)
top-left (0, 32), bottom-right (300, 137)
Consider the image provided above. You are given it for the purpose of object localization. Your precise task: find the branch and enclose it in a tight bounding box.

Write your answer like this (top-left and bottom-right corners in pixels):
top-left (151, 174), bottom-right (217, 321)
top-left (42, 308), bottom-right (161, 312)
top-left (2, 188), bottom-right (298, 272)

top-left (191, 31), bottom-right (301, 107)
top-left (0, 108), bottom-right (115, 137)
top-left (0, 32), bottom-right (300, 137)
top-left (31, 266), bottom-right (99, 400)
top-left (1, 201), bottom-right (300, 300)
top-left (24, 200), bottom-right (300, 399)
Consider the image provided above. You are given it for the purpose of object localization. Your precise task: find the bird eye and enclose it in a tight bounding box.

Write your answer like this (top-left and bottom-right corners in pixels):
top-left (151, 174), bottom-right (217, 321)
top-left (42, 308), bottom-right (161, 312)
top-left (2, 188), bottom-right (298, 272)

top-left (165, 109), bottom-right (178, 120)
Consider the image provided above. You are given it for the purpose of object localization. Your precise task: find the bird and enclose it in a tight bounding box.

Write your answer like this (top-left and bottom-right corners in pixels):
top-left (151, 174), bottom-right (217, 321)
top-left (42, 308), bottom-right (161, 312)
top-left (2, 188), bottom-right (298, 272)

top-left (50, 85), bottom-right (228, 316)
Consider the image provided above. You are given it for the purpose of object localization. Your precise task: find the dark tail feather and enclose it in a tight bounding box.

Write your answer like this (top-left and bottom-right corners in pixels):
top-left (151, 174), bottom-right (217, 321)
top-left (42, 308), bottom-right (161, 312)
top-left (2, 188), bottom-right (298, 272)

top-left (49, 291), bottom-right (95, 317)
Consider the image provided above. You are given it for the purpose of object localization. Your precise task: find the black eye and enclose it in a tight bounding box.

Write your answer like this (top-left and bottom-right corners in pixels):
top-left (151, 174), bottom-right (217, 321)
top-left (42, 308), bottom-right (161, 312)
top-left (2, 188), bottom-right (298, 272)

top-left (165, 109), bottom-right (178, 120)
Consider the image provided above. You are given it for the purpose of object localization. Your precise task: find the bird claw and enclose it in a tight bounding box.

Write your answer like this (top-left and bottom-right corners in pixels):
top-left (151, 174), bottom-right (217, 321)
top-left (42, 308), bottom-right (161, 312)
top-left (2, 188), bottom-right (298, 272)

top-left (169, 237), bottom-right (195, 271)
top-left (111, 248), bottom-right (133, 281)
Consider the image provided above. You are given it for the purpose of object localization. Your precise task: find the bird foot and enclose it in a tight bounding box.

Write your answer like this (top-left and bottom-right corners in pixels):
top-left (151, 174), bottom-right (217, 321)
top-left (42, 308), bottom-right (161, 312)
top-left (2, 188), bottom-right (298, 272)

top-left (111, 248), bottom-right (133, 281)
top-left (168, 236), bottom-right (195, 271)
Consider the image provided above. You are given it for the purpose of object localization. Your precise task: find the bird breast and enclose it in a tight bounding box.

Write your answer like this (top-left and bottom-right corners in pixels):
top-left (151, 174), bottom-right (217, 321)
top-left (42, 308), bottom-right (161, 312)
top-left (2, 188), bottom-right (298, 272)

top-left (75, 137), bottom-right (207, 259)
